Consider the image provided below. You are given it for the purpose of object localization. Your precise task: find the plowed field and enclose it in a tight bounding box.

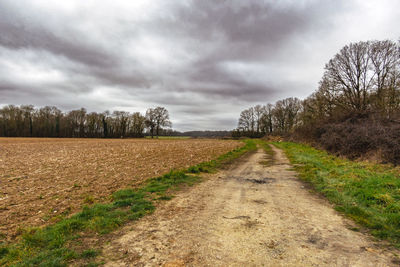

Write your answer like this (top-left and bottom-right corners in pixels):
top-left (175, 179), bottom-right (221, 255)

top-left (0, 138), bottom-right (240, 240)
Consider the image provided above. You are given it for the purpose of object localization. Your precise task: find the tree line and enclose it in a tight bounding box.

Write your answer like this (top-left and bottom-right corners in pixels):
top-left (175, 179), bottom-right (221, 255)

top-left (298, 39), bottom-right (400, 164)
top-left (236, 39), bottom-right (400, 164)
top-left (233, 98), bottom-right (301, 138)
top-left (0, 105), bottom-right (171, 138)
top-left (236, 39), bottom-right (400, 137)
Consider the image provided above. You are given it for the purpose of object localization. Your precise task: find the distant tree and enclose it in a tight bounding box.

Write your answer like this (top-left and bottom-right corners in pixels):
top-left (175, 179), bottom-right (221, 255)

top-left (66, 108), bottom-right (87, 137)
top-left (153, 107), bottom-right (172, 138)
top-left (238, 107), bottom-right (255, 134)
top-left (260, 104), bottom-right (274, 134)
top-left (112, 111), bottom-right (130, 137)
top-left (272, 101), bottom-right (287, 134)
top-left (284, 97), bottom-right (302, 131)
top-left (129, 112), bottom-right (146, 137)
top-left (145, 108), bottom-right (156, 138)
top-left (254, 105), bottom-right (264, 134)
top-left (20, 105), bottom-right (34, 137)
top-left (33, 106), bottom-right (62, 137)
top-left (86, 112), bottom-right (104, 138)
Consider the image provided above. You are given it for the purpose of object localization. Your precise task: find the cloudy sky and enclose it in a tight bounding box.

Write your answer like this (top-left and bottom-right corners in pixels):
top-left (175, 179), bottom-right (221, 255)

top-left (1, 0), bottom-right (399, 131)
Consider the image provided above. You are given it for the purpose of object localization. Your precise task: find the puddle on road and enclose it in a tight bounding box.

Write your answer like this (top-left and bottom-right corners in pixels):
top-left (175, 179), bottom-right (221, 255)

top-left (245, 177), bottom-right (275, 184)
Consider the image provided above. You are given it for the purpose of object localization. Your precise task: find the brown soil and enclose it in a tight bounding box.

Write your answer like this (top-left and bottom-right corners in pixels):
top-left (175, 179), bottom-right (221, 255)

top-left (101, 145), bottom-right (399, 267)
top-left (0, 138), bottom-right (240, 240)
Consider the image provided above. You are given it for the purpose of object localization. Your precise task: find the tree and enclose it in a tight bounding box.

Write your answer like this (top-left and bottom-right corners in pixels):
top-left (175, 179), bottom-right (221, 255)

top-left (129, 112), bottom-right (146, 137)
top-left (273, 101), bottom-right (287, 133)
top-left (238, 107), bottom-right (255, 134)
top-left (145, 108), bottom-right (156, 138)
top-left (369, 40), bottom-right (400, 117)
top-left (254, 105), bottom-right (264, 134)
top-left (20, 105), bottom-right (34, 137)
top-left (153, 107), bottom-right (172, 138)
top-left (260, 104), bottom-right (274, 134)
top-left (324, 41), bottom-right (374, 113)
top-left (113, 111), bottom-right (130, 138)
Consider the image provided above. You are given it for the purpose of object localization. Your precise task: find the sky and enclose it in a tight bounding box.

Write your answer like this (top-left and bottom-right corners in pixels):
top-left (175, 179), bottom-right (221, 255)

top-left (0, 0), bottom-right (400, 131)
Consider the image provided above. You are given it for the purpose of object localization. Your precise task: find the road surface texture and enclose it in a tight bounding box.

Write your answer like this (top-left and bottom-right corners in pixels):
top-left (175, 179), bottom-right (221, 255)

top-left (101, 145), bottom-right (398, 267)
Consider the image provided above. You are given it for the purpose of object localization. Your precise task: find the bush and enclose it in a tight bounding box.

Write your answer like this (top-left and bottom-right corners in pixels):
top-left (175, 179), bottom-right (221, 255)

top-left (314, 117), bottom-right (400, 164)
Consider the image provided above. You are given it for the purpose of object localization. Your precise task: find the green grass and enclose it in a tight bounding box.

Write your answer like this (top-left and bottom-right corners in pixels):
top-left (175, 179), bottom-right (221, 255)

top-left (274, 141), bottom-right (400, 247)
top-left (258, 140), bottom-right (274, 166)
top-left (0, 139), bottom-right (256, 266)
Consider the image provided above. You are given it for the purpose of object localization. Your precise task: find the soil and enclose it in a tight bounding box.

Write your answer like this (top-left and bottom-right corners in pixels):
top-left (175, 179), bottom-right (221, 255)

top-left (101, 145), bottom-right (399, 267)
top-left (0, 138), bottom-right (240, 240)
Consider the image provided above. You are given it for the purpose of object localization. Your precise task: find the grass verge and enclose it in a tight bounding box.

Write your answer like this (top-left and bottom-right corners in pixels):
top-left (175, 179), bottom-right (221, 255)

top-left (0, 139), bottom-right (256, 266)
top-left (274, 141), bottom-right (400, 248)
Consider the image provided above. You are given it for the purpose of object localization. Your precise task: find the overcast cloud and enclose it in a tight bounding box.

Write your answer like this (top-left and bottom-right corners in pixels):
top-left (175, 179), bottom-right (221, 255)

top-left (0, 0), bottom-right (399, 131)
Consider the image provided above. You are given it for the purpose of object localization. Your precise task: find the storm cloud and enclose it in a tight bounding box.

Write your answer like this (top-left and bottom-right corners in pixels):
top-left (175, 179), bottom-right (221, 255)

top-left (1, 0), bottom-right (399, 130)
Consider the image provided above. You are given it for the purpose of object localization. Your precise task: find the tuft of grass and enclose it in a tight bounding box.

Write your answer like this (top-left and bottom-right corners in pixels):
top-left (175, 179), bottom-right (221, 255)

top-left (1, 139), bottom-right (257, 266)
top-left (84, 262), bottom-right (102, 267)
top-left (83, 195), bottom-right (95, 205)
top-left (157, 195), bottom-right (174, 201)
top-left (0, 247), bottom-right (9, 258)
top-left (274, 141), bottom-right (400, 248)
top-left (80, 249), bottom-right (98, 259)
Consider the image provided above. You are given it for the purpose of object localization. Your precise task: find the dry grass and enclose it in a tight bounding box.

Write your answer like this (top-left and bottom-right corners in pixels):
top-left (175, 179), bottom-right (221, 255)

top-left (0, 138), bottom-right (240, 240)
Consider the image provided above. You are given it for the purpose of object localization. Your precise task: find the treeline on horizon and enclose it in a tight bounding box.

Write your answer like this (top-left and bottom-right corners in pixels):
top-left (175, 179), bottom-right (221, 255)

top-left (0, 104), bottom-right (232, 138)
top-left (0, 105), bottom-right (172, 138)
top-left (235, 39), bottom-right (400, 164)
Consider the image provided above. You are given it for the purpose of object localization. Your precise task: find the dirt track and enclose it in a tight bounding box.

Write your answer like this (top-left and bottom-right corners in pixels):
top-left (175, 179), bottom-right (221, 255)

top-left (101, 146), bottom-right (398, 266)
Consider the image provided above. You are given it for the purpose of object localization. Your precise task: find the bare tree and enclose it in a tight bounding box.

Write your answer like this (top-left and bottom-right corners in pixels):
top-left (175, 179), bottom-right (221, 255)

top-left (324, 41), bottom-right (374, 113)
top-left (129, 112), bottom-right (146, 137)
top-left (369, 40), bottom-right (400, 117)
top-left (153, 107), bottom-right (172, 138)
top-left (260, 104), bottom-right (273, 134)
top-left (0, 105), bottom-right (157, 138)
top-left (238, 107), bottom-right (255, 133)
top-left (272, 98), bottom-right (301, 134)
top-left (145, 108), bottom-right (156, 138)
top-left (254, 105), bottom-right (264, 134)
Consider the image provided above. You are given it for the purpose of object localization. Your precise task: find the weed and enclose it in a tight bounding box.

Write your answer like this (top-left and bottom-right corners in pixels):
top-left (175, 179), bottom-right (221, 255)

top-left (158, 195), bottom-right (174, 200)
top-left (80, 249), bottom-right (98, 259)
top-left (0, 247), bottom-right (8, 258)
top-left (83, 195), bottom-right (95, 204)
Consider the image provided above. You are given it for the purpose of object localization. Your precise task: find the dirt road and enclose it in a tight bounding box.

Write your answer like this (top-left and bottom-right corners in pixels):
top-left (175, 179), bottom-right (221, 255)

top-left (101, 146), bottom-right (398, 266)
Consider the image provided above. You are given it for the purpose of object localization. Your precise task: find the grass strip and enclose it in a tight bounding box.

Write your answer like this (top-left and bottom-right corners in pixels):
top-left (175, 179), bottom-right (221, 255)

top-left (258, 140), bottom-right (274, 166)
top-left (274, 141), bottom-right (400, 248)
top-left (0, 139), bottom-right (256, 266)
